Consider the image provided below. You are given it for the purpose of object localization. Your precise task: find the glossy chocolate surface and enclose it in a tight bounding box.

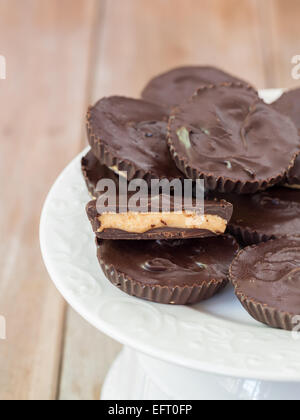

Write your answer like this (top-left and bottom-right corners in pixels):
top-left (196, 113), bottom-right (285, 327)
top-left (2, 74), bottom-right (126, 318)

top-left (272, 88), bottom-right (300, 185)
top-left (230, 236), bottom-right (300, 314)
top-left (98, 235), bottom-right (239, 287)
top-left (87, 96), bottom-right (182, 180)
top-left (272, 88), bottom-right (300, 131)
top-left (168, 83), bottom-right (299, 187)
top-left (141, 66), bottom-right (249, 108)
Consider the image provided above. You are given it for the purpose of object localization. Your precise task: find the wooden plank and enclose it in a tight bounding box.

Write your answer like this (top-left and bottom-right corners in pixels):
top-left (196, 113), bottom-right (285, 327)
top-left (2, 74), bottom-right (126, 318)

top-left (0, 0), bottom-right (98, 400)
top-left (262, 0), bottom-right (300, 88)
top-left (57, 0), bottom-right (124, 400)
top-left (59, 309), bottom-right (121, 400)
top-left (91, 0), bottom-right (266, 103)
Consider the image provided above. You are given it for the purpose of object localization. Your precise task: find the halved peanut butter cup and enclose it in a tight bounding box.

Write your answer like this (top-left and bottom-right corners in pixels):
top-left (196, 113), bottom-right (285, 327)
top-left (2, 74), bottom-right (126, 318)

top-left (86, 195), bottom-right (233, 240)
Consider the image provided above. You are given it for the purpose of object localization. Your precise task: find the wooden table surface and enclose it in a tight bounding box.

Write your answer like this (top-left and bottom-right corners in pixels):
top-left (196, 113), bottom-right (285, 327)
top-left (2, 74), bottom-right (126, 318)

top-left (0, 0), bottom-right (300, 400)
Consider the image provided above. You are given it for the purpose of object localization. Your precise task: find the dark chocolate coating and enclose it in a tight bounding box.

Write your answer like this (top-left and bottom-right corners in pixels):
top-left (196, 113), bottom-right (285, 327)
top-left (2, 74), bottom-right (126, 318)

top-left (98, 235), bottom-right (239, 304)
top-left (100, 235), bottom-right (238, 287)
top-left (91, 227), bottom-right (218, 240)
top-left (86, 196), bottom-right (233, 240)
top-left (288, 157), bottom-right (300, 185)
top-left (272, 88), bottom-right (300, 132)
top-left (272, 88), bottom-right (300, 185)
top-left (81, 150), bottom-right (121, 197)
top-left (141, 66), bottom-right (250, 108)
top-left (168, 83), bottom-right (300, 194)
top-left (230, 237), bottom-right (300, 328)
top-left (209, 187), bottom-right (300, 245)
top-left (87, 96), bottom-right (183, 181)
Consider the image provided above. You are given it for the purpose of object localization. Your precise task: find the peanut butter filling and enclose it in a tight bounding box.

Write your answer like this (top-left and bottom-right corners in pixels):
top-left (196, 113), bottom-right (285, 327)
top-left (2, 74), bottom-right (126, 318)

top-left (109, 166), bottom-right (127, 179)
top-left (97, 212), bottom-right (227, 234)
top-left (283, 183), bottom-right (300, 190)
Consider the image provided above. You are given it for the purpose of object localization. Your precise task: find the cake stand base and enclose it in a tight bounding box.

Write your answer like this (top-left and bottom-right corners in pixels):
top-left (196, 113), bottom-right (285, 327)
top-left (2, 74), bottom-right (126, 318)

top-left (101, 347), bottom-right (300, 400)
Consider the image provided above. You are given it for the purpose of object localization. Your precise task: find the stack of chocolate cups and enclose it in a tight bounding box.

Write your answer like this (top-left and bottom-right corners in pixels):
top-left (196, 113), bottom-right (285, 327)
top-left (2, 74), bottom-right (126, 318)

top-left (82, 66), bottom-right (300, 331)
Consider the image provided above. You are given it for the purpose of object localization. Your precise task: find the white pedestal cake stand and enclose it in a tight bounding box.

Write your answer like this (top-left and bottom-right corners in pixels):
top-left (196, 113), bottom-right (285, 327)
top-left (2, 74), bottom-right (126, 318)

top-left (40, 90), bottom-right (300, 400)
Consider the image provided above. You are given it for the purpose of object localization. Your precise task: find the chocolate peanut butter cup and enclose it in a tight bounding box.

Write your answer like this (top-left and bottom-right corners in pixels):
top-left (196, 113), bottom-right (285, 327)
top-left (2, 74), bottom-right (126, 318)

top-left (230, 236), bottom-right (300, 330)
top-left (81, 149), bottom-right (123, 198)
top-left (141, 66), bottom-right (250, 108)
top-left (86, 195), bottom-right (233, 240)
top-left (87, 96), bottom-right (183, 182)
top-left (98, 235), bottom-right (239, 304)
top-left (168, 83), bottom-right (300, 194)
top-left (272, 88), bottom-right (300, 187)
top-left (209, 187), bottom-right (300, 245)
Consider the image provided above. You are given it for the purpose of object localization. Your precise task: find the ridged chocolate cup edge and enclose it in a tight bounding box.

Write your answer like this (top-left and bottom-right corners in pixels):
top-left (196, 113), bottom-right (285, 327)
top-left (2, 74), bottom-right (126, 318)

top-left (227, 223), bottom-right (275, 246)
top-left (98, 251), bottom-right (229, 305)
top-left (168, 139), bottom-right (297, 194)
top-left (234, 293), bottom-right (296, 331)
top-left (81, 155), bottom-right (97, 199)
top-left (229, 243), bottom-right (299, 331)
